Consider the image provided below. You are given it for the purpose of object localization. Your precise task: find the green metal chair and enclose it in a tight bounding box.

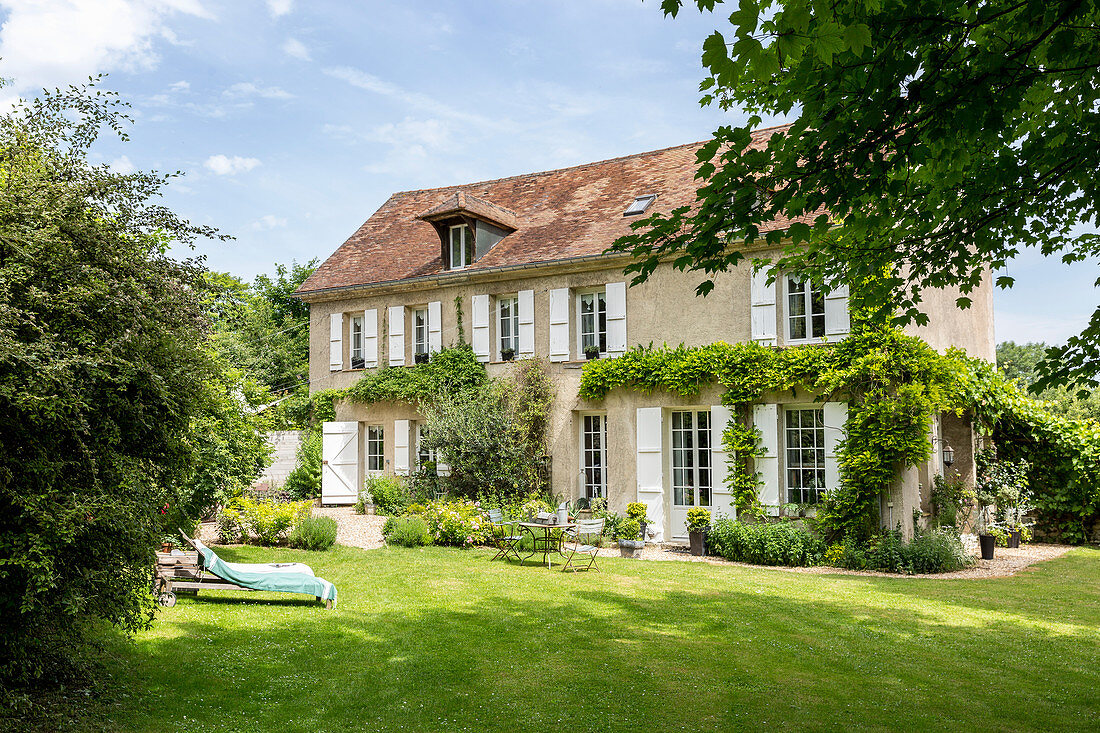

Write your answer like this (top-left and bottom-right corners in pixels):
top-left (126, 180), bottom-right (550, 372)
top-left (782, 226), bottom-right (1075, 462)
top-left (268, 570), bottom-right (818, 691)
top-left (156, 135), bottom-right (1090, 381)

top-left (560, 518), bottom-right (605, 572)
top-left (487, 508), bottom-right (522, 562)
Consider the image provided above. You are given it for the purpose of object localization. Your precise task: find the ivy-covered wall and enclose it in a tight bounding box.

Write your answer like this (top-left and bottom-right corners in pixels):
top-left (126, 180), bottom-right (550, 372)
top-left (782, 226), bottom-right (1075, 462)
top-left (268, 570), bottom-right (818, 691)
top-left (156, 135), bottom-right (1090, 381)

top-left (579, 323), bottom-right (1100, 543)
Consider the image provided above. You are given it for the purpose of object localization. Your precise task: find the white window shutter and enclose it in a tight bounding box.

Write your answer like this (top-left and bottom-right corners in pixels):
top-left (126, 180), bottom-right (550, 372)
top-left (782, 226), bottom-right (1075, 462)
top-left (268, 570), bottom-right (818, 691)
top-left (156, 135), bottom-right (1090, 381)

top-left (471, 294), bottom-right (490, 362)
top-left (823, 402), bottom-right (848, 493)
top-left (329, 313), bottom-right (343, 372)
top-left (363, 309), bottom-right (378, 368)
top-left (394, 419), bottom-right (410, 476)
top-left (605, 281), bottom-right (627, 356)
top-left (750, 265), bottom-right (777, 346)
top-left (518, 289), bottom-right (535, 358)
top-left (636, 407), bottom-right (664, 542)
top-left (549, 288), bottom-right (570, 362)
top-left (825, 283), bottom-right (850, 341)
top-left (709, 405), bottom-right (735, 518)
top-left (387, 306), bottom-right (405, 366)
top-left (753, 403), bottom-right (780, 513)
top-left (428, 300), bottom-right (443, 353)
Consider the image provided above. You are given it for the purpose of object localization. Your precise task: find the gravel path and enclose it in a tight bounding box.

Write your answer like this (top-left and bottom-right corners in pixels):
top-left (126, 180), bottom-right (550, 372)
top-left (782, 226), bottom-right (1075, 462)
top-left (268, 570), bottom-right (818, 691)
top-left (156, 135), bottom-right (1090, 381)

top-left (201, 508), bottom-right (1075, 579)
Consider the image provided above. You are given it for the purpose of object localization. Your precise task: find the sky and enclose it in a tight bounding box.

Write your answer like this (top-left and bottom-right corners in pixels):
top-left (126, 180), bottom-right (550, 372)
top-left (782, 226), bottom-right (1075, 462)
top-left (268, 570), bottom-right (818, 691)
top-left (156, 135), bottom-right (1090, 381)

top-left (0, 0), bottom-right (1095, 346)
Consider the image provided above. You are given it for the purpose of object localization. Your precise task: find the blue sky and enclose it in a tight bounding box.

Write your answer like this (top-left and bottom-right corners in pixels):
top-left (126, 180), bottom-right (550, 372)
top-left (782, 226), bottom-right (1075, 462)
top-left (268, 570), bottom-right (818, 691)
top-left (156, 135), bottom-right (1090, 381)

top-left (0, 0), bottom-right (1095, 346)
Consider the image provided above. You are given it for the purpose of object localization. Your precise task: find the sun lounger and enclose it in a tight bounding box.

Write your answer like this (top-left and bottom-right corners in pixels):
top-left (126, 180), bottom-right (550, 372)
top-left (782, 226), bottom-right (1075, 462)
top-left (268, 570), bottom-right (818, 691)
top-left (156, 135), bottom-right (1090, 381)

top-left (160, 534), bottom-right (337, 609)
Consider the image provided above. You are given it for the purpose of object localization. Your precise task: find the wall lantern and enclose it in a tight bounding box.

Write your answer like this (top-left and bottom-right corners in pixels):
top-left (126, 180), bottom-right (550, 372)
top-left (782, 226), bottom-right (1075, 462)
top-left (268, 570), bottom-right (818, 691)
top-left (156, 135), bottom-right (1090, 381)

top-left (942, 443), bottom-right (955, 468)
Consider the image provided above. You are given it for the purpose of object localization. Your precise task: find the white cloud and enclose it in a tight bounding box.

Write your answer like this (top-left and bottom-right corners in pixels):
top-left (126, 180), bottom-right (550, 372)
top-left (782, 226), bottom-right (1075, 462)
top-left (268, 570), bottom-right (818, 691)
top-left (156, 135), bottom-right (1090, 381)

top-left (266, 0), bottom-right (292, 17)
top-left (168, 80), bottom-right (190, 92)
top-left (281, 37), bottom-right (310, 61)
top-left (0, 0), bottom-right (212, 93)
top-left (223, 82), bottom-right (293, 100)
top-left (109, 155), bottom-right (136, 174)
top-left (204, 154), bottom-right (261, 175)
top-left (251, 214), bottom-right (287, 230)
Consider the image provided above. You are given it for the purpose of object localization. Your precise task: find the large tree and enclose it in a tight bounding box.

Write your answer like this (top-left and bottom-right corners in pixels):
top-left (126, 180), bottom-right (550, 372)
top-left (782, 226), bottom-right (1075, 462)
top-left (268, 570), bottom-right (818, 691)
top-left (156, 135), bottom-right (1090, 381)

top-left (0, 80), bottom-right (260, 687)
top-left (613, 0), bottom-right (1100, 388)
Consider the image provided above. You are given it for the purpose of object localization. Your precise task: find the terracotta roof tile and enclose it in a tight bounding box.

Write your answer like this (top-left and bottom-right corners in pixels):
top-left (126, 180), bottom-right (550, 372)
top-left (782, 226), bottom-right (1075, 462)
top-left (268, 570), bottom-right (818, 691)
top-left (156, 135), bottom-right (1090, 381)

top-left (297, 124), bottom-right (796, 295)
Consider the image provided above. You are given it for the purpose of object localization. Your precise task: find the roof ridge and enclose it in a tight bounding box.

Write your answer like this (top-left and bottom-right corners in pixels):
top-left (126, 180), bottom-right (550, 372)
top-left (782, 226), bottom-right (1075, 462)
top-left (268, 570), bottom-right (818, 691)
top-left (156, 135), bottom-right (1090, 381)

top-left (388, 123), bottom-right (792, 197)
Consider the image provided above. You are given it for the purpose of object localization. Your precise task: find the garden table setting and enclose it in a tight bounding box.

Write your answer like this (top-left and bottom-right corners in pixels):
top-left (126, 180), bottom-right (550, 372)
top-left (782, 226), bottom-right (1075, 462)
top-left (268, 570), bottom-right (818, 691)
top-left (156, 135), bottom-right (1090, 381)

top-left (510, 508), bottom-right (574, 568)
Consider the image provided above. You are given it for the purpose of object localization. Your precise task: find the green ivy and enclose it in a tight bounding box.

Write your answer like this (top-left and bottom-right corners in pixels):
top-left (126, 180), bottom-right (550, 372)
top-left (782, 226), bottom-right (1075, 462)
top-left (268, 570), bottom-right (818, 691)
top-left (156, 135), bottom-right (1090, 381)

top-left (580, 326), bottom-right (1100, 542)
top-left (343, 342), bottom-right (487, 405)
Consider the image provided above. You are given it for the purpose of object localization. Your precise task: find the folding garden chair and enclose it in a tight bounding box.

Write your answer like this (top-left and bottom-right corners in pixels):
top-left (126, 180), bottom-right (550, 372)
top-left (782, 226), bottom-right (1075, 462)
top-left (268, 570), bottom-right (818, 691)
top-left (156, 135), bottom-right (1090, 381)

top-left (560, 518), bottom-right (605, 572)
top-left (487, 508), bottom-right (522, 562)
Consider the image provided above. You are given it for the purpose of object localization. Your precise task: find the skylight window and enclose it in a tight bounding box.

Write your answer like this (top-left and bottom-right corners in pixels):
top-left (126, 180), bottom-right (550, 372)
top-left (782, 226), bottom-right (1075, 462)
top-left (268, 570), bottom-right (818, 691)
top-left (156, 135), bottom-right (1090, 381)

top-left (623, 194), bottom-right (656, 216)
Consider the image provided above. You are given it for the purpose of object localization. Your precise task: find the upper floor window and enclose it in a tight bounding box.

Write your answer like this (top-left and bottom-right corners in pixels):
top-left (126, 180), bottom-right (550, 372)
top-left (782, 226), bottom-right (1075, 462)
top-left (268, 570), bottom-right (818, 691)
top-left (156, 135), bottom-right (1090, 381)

top-left (787, 277), bottom-right (825, 341)
top-left (412, 307), bottom-right (429, 356)
top-left (498, 295), bottom-right (519, 357)
top-left (350, 314), bottom-right (364, 369)
top-left (449, 224), bottom-right (473, 269)
top-left (579, 290), bottom-right (607, 355)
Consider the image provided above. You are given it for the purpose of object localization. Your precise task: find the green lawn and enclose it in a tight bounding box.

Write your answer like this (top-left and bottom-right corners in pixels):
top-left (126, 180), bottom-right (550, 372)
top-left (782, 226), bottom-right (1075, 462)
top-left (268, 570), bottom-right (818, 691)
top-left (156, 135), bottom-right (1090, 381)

top-left (36, 545), bottom-right (1100, 731)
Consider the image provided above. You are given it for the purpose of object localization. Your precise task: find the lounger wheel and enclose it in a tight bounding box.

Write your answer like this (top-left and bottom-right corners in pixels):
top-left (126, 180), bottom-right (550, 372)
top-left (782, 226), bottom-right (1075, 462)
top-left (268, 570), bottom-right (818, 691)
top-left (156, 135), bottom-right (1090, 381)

top-left (158, 591), bottom-right (176, 608)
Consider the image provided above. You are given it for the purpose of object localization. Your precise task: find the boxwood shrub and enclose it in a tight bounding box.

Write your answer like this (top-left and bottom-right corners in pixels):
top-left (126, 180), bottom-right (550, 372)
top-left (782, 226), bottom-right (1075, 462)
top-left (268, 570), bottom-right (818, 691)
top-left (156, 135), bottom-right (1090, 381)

top-left (707, 518), bottom-right (825, 566)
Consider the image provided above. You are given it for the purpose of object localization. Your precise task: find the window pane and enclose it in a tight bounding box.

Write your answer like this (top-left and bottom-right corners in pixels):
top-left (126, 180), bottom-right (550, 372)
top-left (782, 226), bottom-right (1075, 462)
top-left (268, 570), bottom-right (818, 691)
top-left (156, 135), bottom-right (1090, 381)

top-left (812, 314), bottom-right (825, 338)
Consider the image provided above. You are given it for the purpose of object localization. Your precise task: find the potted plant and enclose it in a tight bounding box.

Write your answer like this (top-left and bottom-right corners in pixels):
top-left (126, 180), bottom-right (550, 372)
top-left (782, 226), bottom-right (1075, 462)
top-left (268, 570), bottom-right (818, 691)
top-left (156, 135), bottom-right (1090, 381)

top-left (685, 507), bottom-right (711, 556)
top-left (618, 518), bottom-right (644, 558)
top-left (584, 344), bottom-right (600, 360)
top-left (626, 502), bottom-right (649, 539)
top-left (501, 346), bottom-right (516, 362)
top-left (414, 351), bottom-right (430, 364)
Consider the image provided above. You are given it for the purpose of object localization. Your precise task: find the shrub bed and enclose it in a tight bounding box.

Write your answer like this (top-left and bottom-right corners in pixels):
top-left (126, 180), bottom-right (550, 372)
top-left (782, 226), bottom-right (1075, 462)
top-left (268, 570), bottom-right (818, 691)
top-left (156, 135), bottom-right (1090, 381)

top-left (215, 497), bottom-right (313, 546)
top-left (288, 516), bottom-right (338, 551)
top-left (828, 527), bottom-right (974, 574)
top-left (364, 474), bottom-right (407, 516)
top-left (707, 518), bottom-right (826, 566)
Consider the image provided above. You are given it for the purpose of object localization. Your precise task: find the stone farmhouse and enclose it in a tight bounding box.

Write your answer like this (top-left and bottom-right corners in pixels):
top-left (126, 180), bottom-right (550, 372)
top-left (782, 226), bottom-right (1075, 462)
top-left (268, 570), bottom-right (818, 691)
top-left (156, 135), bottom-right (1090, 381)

top-left (294, 125), bottom-right (995, 543)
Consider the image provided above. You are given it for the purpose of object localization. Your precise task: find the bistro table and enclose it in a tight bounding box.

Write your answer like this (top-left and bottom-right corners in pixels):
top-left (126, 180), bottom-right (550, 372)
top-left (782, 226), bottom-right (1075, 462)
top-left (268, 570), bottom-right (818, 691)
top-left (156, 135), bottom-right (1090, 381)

top-left (516, 521), bottom-right (574, 569)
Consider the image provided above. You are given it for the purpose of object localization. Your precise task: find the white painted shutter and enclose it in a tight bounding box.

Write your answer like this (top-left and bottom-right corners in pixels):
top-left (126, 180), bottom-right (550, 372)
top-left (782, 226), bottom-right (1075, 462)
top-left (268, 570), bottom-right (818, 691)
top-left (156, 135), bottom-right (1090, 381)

top-left (471, 294), bottom-right (490, 363)
top-left (394, 419), bottom-right (410, 476)
top-left (549, 288), bottom-right (570, 362)
top-left (753, 403), bottom-right (780, 513)
top-left (388, 306), bottom-right (405, 366)
top-left (321, 421), bottom-right (359, 504)
top-left (363, 309), bottom-right (378, 367)
top-left (605, 281), bottom-right (627, 357)
top-left (428, 300), bottom-right (443, 353)
top-left (636, 407), bottom-right (665, 542)
top-left (518, 289), bottom-right (535, 358)
top-left (709, 405), bottom-right (735, 519)
top-left (825, 283), bottom-right (850, 341)
top-left (329, 313), bottom-right (343, 372)
top-left (823, 402), bottom-right (848, 493)
top-left (750, 265), bottom-right (777, 346)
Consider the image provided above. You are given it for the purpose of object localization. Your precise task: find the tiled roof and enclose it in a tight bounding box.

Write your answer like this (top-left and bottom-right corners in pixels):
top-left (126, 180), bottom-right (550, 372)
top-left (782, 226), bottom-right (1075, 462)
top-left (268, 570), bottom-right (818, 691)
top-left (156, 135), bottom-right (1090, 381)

top-left (416, 191), bottom-right (519, 230)
top-left (296, 124), bottom-right (795, 296)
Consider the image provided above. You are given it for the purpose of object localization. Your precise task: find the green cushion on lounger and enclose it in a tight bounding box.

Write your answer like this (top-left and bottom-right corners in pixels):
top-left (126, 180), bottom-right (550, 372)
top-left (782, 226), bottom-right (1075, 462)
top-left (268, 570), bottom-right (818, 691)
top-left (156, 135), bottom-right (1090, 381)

top-left (192, 539), bottom-right (337, 605)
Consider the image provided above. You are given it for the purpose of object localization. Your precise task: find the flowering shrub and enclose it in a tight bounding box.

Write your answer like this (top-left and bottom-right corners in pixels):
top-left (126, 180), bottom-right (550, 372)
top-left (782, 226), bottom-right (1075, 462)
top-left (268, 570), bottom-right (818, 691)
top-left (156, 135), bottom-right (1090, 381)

top-left (411, 499), bottom-right (490, 547)
top-left (217, 496), bottom-right (313, 546)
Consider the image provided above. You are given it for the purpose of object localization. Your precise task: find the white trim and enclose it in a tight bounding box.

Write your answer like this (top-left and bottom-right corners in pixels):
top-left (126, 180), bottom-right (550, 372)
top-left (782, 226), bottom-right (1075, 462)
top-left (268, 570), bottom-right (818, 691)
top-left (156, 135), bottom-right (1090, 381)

top-left (575, 287), bottom-right (607, 358)
top-left (363, 308), bottom-right (378, 368)
top-left (394, 419), bottom-right (410, 476)
top-left (710, 405), bottom-right (735, 518)
top-left (387, 305), bottom-right (405, 366)
top-left (824, 284), bottom-right (850, 341)
top-left (750, 264), bottom-right (777, 346)
top-left (517, 289), bottom-right (535, 358)
top-left (548, 288), bottom-right (570, 362)
top-left (328, 312), bottom-right (343, 372)
top-left (496, 293), bottom-right (520, 361)
top-left (579, 412), bottom-right (608, 500)
top-left (448, 224), bottom-right (471, 270)
top-left (753, 403), bottom-right (780, 513)
top-left (427, 301), bottom-right (442, 353)
top-left (605, 281), bottom-right (627, 357)
top-left (636, 407), bottom-right (665, 542)
top-left (784, 276), bottom-right (827, 344)
top-left (471, 294), bottom-right (490, 362)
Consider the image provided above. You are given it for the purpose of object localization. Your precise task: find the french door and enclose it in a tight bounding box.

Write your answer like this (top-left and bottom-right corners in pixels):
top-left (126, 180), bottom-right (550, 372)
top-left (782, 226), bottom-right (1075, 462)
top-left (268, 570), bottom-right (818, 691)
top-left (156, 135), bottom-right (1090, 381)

top-left (670, 410), bottom-right (711, 538)
top-left (581, 414), bottom-right (607, 500)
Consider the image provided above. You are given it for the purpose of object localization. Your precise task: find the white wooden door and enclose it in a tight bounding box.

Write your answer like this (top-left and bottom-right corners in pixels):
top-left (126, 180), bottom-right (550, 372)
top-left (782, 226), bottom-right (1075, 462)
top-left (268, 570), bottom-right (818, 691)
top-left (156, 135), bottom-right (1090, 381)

top-left (322, 421), bottom-right (359, 505)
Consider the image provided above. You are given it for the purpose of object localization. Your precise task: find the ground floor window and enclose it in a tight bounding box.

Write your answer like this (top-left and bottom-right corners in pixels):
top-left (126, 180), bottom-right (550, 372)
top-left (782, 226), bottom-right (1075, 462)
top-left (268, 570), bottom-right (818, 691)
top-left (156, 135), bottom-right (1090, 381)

top-left (367, 425), bottom-right (384, 472)
top-left (671, 410), bottom-right (711, 507)
top-left (416, 423), bottom-right (435, 469)
top-left (785, 407), bottom-right (825, 504)
top-left (581, 414), bottom-right (607, 499)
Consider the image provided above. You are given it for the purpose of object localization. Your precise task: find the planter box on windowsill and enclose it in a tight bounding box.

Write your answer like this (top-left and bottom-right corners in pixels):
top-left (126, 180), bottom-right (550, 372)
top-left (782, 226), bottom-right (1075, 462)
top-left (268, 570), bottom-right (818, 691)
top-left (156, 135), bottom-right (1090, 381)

top-left (414, 352), bottom-right (430, 365)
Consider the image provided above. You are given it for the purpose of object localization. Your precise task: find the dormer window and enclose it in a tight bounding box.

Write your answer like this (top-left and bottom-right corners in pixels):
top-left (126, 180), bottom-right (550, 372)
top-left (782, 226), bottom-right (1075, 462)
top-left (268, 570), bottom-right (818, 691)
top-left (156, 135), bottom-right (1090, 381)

top-left (449, 224), bottom-right (473, 269)
top-left (624, 194), bottom-right (656, 216)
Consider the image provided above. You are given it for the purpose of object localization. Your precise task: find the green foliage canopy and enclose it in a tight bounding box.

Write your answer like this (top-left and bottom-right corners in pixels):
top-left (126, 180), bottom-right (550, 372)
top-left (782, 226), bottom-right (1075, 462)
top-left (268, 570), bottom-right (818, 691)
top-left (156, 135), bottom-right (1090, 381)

top-left (614, 0), bottom-right (1100, 388)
